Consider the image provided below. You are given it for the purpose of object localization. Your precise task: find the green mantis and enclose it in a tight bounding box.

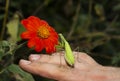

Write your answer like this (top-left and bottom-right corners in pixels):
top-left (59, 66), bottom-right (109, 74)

top-left (59, 34), bottom-right (75, 66)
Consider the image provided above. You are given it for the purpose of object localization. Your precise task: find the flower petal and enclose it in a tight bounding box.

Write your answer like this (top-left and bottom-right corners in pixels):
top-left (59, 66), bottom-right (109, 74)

top-left (49, 37), bottom-right (58, 45)
top-left (34, 37), bottom-right (44, 52)
top-left (46, 45), bottom-right (55, 54)
top-left (27, 38), bottom-right (36, 48)
top-left (21, 31), bottom-right (36, 39)
top-left (21, 19), bottom-right (37, 31)
top-left (21, 16), bottom-right (45, 31)
top-left (28, 16), bottom-right (41, 28)
top-left (48, 33), bottom-right (58, 45)
top-left (39, 20), bottom-right (49, 26)
top-left (44, 39), bottom-right (56, 53)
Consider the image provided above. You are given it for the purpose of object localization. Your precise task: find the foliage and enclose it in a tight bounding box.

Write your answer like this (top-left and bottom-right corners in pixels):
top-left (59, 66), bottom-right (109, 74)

top-left (0, 41), bottom-right (35, 81)
top-left (0, 0), bottom-right (120, 81)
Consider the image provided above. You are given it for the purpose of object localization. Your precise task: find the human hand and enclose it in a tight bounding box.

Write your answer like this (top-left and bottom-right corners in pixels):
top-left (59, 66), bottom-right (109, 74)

top-left (19, 52), bottom-right (120, 81)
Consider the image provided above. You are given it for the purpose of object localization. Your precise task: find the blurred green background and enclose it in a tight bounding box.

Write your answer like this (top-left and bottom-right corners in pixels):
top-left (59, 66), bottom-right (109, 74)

top-left (0, 0), bottom-right (120, 81)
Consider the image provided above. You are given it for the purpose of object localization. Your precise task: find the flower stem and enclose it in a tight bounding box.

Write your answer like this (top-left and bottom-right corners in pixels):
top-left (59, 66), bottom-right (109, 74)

top-left (0, 0), bottom-right (9, 40)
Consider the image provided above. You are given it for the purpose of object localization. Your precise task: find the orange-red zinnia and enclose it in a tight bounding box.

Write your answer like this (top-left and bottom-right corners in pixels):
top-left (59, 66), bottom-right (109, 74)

top-left (21, 16), bottom-right (58, 53)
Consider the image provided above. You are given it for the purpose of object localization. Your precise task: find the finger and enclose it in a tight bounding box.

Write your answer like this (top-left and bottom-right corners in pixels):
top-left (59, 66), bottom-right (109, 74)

top-left (28, 54), bottom-right (40, 61)
top-left (29, 52), bottom-right (67, 65)
top-left (19, 59), bottom-right (71, 81)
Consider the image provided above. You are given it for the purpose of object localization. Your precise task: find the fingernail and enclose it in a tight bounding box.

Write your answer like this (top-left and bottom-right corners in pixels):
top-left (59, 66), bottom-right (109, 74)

top-left (20, 59), bottom-right (31, 65)
top-left (30, 54), bottom-right (40, 61)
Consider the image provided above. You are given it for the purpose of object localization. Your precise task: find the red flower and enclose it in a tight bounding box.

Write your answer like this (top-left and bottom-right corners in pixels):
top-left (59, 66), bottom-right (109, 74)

top-left (21, 16), bottom-right (58, 53)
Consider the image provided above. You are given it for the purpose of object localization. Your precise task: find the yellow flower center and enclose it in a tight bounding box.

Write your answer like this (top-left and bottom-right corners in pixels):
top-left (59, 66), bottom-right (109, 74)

top-left (37, 26), bottom-right (50, 39)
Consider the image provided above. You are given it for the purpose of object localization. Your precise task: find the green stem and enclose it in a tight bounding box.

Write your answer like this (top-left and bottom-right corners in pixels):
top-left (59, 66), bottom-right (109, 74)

top-left (0, 0), bottom-right (9, 40)
top-left (12, 41), bottom-right (27, 54)
top-left (67, 0), bottom-right (80, 39)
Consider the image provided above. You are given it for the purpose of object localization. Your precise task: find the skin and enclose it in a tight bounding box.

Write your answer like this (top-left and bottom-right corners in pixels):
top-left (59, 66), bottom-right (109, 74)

top-left (19, 51), bottom-right (120, 81)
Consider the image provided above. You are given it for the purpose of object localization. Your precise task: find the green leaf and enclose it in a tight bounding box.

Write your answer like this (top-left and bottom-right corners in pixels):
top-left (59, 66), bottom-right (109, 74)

top-left (0, 41), bottom-right (10, 53)
top-left (0, 50), bottom-right (4, 60)
top-left (7, 13), bottom-right (19, 43)
top-left (7, 64), bottom-right (35, 81)
top-left (94, 4), bottom-right (104, 16)
top-left (17, 24), bottom-right (25, 41)
top-left (0, 41), bottom-right (10, 47)
top-left (0, 53), bottom-right (13, 73)
top-left (113, 4), bottom-right (120, 11)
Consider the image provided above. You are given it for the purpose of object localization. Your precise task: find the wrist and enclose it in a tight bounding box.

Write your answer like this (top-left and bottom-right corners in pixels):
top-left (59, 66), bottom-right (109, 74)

top-left (88, 65), bottom-right (120, 81)
top-left (103, 66), bottom-right (120, 81)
